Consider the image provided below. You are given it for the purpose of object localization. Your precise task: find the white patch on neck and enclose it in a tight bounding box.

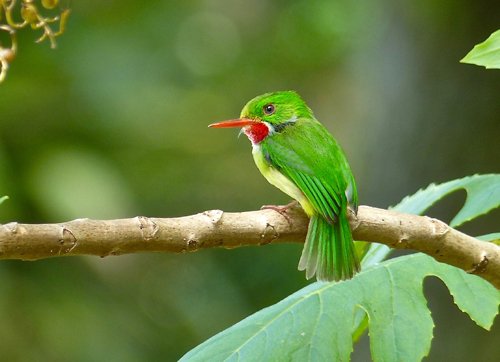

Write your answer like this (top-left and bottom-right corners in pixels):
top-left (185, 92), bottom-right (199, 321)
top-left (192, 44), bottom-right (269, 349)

top-left (262, 121), bottom-right (274, 136)
top-left (252, 143), bottom-right (261, 153)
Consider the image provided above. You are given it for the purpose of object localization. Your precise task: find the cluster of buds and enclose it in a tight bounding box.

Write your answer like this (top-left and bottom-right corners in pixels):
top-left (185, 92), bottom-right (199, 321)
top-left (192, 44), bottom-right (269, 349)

top-left (0, 0), bottom-right (69, 82)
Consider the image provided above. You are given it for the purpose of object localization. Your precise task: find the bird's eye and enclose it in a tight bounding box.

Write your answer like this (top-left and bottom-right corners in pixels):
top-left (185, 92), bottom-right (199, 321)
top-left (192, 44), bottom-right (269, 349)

top-left (263, 103), bottom-right (276, 115)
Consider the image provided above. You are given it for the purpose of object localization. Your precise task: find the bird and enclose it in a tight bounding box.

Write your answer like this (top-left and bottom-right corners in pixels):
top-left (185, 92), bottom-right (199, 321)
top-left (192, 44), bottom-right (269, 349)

top-left (209, 91), bottom-right (360, 282)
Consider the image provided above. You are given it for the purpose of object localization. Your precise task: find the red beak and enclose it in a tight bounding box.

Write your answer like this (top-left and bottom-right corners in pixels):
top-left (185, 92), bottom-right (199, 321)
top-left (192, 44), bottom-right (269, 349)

top-left (208, 118), bottom-right (255, 128)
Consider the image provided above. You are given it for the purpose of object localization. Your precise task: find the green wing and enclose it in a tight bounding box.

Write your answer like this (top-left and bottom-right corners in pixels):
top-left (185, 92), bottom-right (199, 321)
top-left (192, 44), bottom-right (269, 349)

top-left (260, 118), bottom-right (356, 220)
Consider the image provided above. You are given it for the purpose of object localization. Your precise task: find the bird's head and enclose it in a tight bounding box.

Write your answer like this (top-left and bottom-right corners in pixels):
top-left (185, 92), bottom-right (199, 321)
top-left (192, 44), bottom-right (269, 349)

top-left (209, 91), bottom-right (313, 145)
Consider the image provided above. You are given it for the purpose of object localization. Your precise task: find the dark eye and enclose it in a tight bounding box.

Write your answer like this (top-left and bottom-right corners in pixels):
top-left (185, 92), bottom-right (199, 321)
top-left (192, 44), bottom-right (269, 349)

top-left (263, 103), bottom-right (276, 115)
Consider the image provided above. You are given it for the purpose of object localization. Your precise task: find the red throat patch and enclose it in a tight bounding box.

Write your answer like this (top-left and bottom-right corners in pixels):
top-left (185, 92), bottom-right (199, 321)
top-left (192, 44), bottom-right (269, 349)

top-left (243, 123), bottom-right (270, 144)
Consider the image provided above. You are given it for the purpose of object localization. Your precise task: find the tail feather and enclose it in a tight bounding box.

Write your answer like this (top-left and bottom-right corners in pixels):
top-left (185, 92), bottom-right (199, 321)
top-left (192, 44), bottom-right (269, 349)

top-left (340, 208), bottom-right (358, 278)
top-left (298, 208), bottom-right (360, 282)
top-left (316, 220), bottom-right (331, 281)
top-left (333, 221), bottom-right (343, 279)
top-left (299, 216), bottom-right (319, 279)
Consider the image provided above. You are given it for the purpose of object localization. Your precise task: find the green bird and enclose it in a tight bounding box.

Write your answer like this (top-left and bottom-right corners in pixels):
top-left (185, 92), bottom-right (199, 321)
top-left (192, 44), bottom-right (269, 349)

top-left (209, 91), bottom-right (360, 282)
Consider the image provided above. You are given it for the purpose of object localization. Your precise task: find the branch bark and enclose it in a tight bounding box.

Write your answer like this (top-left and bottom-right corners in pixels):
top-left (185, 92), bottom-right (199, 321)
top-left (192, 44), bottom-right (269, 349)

top-left (1, 205), bottom-right (499, 289)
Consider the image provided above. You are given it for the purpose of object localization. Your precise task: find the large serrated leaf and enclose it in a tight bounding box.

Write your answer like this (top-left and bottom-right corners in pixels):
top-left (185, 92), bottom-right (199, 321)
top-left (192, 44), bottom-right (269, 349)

top-left (180, 254), bottom-right (500, 362)
top-left (357, 174), bottom-right (500, 280)
top-left (461, 29), bottom-right (500, 69)
top-left (182, 174), bottom-right (500, 361)
top-left (348, 174), bottom-right (500, 341)
top-left (392, 174), bottom-right (500, 227)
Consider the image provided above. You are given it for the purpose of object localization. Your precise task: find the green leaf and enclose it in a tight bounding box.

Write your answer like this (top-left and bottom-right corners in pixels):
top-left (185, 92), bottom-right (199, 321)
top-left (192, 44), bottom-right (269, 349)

top-left (349, 174), bottom-right (500, 352)
top-left (461, 29), bottom-right (500, 69)
top-left (477, 233), bottom-right (500, 246)
top-left (180, 254), bottom-right (500, 362)
top-left (359, 174), bottom-right (500, 277)
top-left (392, 174), bottom-right (500, 227)
top-left (0, 196), bottom-right (8, 205)
top-left (477, 233), bottom-right (500, 242)
top-left (183, 174), bottom-right (500, 361)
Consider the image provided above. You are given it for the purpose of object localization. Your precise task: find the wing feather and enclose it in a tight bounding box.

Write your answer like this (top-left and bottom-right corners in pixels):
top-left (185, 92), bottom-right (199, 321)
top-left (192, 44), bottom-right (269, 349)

top-left (261, 119), bottom-right (353, 221)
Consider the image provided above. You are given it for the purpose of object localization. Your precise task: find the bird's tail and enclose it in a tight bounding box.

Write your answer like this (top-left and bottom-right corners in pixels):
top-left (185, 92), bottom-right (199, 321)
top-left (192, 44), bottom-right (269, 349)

top-left (298, 207), bottom-right (360, 282)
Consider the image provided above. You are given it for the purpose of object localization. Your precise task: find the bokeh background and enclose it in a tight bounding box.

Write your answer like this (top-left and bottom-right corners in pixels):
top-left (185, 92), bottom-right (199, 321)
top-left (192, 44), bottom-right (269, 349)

top-left (1, 0), bottom-right (500, 360)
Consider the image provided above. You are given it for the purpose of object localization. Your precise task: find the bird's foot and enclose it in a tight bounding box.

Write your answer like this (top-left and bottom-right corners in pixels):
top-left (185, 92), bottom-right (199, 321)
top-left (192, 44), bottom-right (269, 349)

top-left (261, 201), bottom-right (299, 223)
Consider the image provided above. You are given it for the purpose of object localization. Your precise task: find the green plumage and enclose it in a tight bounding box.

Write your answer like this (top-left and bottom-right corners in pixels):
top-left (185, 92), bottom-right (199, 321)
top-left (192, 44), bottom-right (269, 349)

top-left (212, 91), bottom-right (360, 282)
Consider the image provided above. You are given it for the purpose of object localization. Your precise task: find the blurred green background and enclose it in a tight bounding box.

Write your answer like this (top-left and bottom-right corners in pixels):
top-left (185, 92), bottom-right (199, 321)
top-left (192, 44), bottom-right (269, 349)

top-left (1, 0), bottom-right (500, 360)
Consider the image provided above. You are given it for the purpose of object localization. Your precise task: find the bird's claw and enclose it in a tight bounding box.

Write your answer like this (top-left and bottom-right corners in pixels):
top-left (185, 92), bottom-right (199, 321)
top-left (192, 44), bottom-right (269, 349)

top-left (261, 201), bottom-right (299, 223)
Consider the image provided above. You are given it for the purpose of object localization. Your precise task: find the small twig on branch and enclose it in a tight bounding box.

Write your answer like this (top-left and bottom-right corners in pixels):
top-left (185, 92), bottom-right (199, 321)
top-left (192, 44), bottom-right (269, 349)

top-left (1, 205), bottom-right (499, 289)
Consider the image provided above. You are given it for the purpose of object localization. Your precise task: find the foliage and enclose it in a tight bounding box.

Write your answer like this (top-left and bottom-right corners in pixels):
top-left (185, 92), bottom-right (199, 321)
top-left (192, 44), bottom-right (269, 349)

top-left (461, 29), bottom-right (500, 69)
top-left (392, 174), bottom-right (500, 228)
top-left (181, 175), bottom-right (500, 361)
top-left (477, 233), bottom-right (500, 246)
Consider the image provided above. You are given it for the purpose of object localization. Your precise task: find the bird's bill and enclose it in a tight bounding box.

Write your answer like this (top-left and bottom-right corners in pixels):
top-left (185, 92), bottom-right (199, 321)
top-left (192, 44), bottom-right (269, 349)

top-left (208, 118), bottom-right (255, 128)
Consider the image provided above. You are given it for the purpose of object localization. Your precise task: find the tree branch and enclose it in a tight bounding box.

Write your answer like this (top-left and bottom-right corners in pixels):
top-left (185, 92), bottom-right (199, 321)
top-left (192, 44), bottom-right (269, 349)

top-left (1, 205), bottom-right (499, 289)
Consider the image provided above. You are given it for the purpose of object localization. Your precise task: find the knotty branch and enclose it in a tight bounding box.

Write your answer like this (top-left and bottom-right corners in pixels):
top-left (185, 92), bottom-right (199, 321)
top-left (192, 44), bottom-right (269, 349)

top-left (1, 205), bottom-right (499, 289)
